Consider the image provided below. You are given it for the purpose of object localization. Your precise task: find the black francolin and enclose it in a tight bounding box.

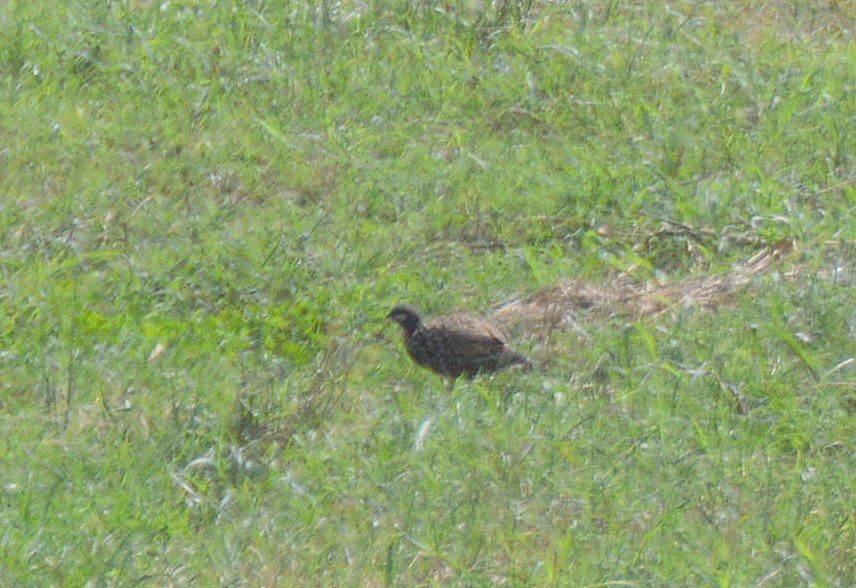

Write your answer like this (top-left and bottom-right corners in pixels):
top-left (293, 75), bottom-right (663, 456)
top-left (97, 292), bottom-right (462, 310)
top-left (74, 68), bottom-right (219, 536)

top-left (388, 304), bottom-right (532, 378)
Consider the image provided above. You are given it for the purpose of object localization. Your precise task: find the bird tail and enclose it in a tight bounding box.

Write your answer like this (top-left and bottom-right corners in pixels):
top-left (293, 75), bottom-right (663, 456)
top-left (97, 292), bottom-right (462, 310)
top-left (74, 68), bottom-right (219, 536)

top-left (502, 349), bottom-right (534, 370)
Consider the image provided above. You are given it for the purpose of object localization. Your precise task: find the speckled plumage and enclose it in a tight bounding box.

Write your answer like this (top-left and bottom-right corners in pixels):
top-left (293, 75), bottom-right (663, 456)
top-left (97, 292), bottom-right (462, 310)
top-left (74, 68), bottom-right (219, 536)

top-left (388, 304), bottom-right (532, 378)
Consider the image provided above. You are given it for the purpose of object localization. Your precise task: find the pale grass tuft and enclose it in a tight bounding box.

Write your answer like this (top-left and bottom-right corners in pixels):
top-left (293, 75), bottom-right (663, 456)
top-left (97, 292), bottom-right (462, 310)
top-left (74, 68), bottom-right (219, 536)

top-left (494, 240), bottom-right (797, 337)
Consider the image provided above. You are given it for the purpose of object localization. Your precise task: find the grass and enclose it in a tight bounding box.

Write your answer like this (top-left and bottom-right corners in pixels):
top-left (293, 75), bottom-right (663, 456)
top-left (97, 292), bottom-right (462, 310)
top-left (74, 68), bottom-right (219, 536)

top-left (1, 0), bottom-right (854, 586)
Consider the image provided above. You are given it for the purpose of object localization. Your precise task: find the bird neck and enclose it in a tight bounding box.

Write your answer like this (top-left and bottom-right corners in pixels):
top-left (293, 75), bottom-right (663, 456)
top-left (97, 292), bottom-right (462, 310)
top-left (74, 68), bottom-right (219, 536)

top-left (402, 317), bottom-right (421, 336)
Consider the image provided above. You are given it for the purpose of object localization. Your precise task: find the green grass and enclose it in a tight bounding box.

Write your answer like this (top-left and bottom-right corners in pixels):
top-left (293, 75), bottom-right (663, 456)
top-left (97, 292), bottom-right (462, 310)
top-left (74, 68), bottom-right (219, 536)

top-left (1, 0), bottom-right (854, 586)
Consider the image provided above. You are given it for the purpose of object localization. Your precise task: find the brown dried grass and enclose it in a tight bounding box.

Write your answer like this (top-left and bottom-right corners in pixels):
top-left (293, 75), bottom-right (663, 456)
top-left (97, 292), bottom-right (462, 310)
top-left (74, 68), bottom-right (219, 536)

top-left (493, 239), bottom-right (797, 339)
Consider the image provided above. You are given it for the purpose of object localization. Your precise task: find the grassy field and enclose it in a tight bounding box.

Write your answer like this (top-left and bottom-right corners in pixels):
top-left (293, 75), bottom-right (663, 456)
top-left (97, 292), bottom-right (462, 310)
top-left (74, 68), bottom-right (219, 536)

top-left (1, 0), bottom-right (854, 586)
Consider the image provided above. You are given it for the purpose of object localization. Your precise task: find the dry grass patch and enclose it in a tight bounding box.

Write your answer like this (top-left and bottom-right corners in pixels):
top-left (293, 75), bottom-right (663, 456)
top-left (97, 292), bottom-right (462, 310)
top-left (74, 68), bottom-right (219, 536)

top-left (494, 239), bottom-right (799, 338)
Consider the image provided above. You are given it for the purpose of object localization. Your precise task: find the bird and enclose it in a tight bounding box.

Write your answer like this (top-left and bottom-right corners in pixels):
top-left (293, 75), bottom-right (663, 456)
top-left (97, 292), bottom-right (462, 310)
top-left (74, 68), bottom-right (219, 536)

top-left (387, 303), bottom-right (533, 379)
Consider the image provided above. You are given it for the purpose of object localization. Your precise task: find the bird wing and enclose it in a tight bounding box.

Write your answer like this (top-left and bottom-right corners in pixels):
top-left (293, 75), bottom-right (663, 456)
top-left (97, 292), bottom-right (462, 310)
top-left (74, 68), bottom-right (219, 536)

top-left (428, 314), bottom-right (507, 349)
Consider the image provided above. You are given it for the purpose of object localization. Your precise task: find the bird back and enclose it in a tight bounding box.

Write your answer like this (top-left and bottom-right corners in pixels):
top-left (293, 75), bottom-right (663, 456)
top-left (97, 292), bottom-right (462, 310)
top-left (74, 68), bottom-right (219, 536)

top-left (405, 313), bottom-right (531, 378)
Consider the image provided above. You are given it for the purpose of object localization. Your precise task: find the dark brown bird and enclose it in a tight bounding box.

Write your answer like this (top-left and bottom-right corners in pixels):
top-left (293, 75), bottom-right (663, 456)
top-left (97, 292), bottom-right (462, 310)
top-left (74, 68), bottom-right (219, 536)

top-left (387, 304), bottom-right (533, 378)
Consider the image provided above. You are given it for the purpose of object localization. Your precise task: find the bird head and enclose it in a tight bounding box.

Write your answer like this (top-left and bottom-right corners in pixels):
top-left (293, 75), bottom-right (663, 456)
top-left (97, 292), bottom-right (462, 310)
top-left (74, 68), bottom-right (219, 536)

top-left (387, 304), bottom-right (422, 335)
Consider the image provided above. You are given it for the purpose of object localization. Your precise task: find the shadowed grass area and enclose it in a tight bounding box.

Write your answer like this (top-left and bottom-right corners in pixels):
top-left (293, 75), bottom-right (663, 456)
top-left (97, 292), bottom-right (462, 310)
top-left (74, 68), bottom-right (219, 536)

top-left (1, 0), bottom-right (853, 586)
